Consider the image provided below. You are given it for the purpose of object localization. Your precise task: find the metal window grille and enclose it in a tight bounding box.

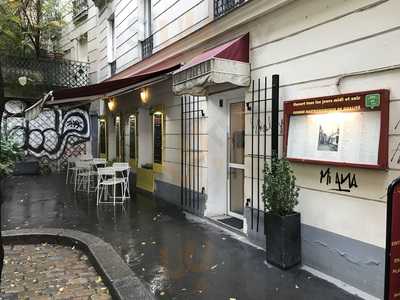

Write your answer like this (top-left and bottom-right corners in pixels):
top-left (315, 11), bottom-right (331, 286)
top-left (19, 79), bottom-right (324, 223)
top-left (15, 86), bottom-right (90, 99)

top-left (214, 0), bottom-right (246, 18)
top-left (73, 0), bottom-right (89, 21)
top-left (110, 61), bottom-right (117, 76)
top-left (141, 35), bottom-right (153, 59)
top-left (181, 96), bottom-right (207, 215)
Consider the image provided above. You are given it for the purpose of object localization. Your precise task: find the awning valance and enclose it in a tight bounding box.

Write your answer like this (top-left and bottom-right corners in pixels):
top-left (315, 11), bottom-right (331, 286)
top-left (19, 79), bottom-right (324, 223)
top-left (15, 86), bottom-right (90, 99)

top-left (48, 63), bottom-right (181, 105)
top-left (172, 34), bottom-right (250, 96)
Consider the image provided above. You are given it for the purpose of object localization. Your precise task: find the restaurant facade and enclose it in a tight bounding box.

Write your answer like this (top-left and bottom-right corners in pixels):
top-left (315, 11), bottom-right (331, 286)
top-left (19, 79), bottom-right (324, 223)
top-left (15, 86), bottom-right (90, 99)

top-left (52, 0), bottom-right (400, 298)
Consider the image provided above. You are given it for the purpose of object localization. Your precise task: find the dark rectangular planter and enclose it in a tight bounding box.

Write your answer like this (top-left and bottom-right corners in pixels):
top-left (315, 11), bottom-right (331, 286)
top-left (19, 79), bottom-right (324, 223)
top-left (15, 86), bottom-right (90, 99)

top-left (265, 212), bottom-right (301, 269)
top-left (13, 161), bottom-right (40, 175)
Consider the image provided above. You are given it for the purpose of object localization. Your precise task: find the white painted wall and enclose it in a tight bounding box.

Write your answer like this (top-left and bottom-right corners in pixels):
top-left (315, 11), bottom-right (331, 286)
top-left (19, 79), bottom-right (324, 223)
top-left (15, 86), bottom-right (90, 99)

top-left (237, 0), bottom-right (400, 249)
top-left (206, 88), bottom-right (246, 217)
top-left (60, 0), bottom-right (400, 252)
top-left (61, 0), bottom-right (212, 84)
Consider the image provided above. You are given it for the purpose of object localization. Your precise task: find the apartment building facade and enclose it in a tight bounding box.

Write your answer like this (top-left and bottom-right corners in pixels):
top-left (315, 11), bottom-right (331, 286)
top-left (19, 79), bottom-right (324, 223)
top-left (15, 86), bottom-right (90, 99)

top-left (56, 0), bottom-right (400, 298)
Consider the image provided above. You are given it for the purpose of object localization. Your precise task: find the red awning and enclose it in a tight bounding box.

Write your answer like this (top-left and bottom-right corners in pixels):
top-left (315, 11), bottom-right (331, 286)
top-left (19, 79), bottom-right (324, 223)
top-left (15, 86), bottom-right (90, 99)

top-left (173, 34), bottom-right (250, 96)
top-left (178, 34), bottom-right (249, 72)
top-left (50, 63), bottom-right (181, 104)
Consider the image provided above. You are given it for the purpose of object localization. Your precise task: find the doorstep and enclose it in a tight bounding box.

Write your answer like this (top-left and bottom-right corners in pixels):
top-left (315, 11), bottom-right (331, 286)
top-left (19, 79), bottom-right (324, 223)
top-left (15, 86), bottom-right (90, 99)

top-left (207, 215), bottom-right (246, 237)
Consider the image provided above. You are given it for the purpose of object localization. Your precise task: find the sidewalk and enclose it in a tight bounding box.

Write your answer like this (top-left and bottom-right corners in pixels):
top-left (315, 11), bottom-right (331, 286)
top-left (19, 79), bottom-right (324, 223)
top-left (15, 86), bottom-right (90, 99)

top-left (1, 174), bottom-right (361, 300)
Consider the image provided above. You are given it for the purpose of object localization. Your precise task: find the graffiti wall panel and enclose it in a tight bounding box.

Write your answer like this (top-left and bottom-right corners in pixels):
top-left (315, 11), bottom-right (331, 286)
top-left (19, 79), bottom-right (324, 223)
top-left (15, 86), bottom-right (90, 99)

top-left (2, 100), bottom-right (91, 171)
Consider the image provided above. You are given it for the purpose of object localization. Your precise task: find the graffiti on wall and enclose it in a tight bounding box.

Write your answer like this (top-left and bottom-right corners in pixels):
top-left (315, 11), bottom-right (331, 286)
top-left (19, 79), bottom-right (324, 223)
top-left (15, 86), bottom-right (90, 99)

top-left (392, 142), bottom-right (400, 165)
top-left (252, 117), bottom-right (284, 135)
top-left (2, 100), bottom-right (90, 161)
top-left (320, 168), bottom-right (358, 192)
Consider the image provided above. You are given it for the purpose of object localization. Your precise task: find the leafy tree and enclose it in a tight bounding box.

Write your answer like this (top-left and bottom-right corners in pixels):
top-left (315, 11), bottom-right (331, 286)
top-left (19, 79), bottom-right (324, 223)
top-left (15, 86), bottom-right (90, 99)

top-left (0, 0), bottom-right (68, 133)
top-left (0, 0), bottom-right (66, 58)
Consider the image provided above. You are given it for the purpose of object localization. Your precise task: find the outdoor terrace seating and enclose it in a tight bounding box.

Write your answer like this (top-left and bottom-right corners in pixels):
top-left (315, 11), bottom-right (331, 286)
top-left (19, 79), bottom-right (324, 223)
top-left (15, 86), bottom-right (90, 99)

top-left (66, 156), bottom-right (131, 205)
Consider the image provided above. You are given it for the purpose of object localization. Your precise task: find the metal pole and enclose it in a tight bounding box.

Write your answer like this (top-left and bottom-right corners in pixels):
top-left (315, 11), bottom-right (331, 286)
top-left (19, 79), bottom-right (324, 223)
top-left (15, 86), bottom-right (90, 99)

top-left (188, 97), bottom-right (192, 208)
top-left (181, 96), bottom-right (184, 208)
top-left (264, 77), bottom-right (267, 234)
top-left (185, 96), bottom-right (188, 206)
top-left (197, 96), bottom-right (200, 211)
top-left (257, 78), bottom-right (261, 232)
top-left (271, 75), bottom-right (279, 159)
top-left (192, 97), bottom-right (195, 209)
top-left (264, 77), bottom-right (267, 163)
top-left (251, 80), bottom-right (255, 230)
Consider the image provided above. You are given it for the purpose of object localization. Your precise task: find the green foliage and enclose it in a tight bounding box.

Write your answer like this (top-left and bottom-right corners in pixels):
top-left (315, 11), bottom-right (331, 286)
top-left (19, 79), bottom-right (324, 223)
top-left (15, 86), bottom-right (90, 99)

top-left (0, 136), bottom-right (23, 177)
top-left (0, 0), bottom-right (68, 57)
top-left (262, 157), bottom-right (300, 216)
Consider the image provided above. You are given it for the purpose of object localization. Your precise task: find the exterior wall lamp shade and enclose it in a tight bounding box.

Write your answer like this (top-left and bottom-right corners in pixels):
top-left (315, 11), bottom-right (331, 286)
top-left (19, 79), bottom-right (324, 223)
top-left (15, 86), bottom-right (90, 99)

top-left (18, 76), bottom-right (28, 86)
top-left (140, 88), bottom-right (149, 103)
top-left (107, 97), bottom-right (117, 111)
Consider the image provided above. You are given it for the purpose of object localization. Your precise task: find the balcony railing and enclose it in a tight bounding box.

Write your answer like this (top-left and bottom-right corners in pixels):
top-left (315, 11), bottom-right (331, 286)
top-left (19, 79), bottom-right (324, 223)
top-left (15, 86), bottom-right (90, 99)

top-left (141, 35), bottom-right (154, 59)
top-left (214, 0), bottom-right (246, 18)
top-left (0, 55), bottom-right (89, 100)
top-left (73, 0), bottom-right (89, 21)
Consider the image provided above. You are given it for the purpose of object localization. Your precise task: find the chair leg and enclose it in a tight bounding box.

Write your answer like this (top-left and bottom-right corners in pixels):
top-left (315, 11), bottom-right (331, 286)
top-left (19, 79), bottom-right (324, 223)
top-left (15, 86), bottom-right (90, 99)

top-left (126, 179), bottom-right (131, 198)
top-left (66, 167), bottom-right (69, 184)
top-left (113, 185), bottom-right (116, 206)
top-left (96, 183), bottom-right (100, 205)
top-left (74, 171), bottom-right (78, 192)
top-left (121, 182), bottom-right (126, 202)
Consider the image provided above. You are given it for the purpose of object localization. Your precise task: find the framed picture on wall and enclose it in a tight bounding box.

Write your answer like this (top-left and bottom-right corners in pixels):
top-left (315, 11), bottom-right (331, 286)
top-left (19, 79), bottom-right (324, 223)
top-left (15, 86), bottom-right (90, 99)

top-left (283, 90), bottom-right (389, 169)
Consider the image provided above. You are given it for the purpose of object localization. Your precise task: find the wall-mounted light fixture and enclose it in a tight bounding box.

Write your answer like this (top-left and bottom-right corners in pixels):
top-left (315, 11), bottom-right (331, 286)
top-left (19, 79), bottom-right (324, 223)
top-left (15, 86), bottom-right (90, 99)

top-left (140, 88), bottom-right (149, 104)
top-left (107, 97), bottom-right (117, 112)
top-left (18, 76), bottom-right (33, 86)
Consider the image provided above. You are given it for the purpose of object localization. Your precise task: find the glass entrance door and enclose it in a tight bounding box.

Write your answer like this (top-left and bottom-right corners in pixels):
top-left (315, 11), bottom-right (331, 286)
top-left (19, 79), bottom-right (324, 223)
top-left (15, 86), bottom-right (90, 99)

top-left (228, 101), bottom-right (245, 218)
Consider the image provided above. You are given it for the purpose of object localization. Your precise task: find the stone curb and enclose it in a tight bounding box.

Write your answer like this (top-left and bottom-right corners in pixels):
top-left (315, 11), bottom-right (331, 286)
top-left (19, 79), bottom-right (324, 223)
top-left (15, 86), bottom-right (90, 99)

top-left (2, 228), bottom-right (155, 300)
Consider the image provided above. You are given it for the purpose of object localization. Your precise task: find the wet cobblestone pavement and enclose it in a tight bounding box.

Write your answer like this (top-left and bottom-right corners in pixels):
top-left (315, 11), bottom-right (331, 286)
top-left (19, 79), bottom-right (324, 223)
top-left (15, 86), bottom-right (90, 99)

top-left (1, 243), bottom-right (111, 299)
top-left (1, 175), bottom-right (362, 300)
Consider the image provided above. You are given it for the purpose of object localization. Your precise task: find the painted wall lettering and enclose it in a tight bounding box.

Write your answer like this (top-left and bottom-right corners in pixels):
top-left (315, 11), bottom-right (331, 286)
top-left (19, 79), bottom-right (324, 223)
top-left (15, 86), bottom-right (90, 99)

top-left (395, 119), bottom-right (400, 131)
top-left (392, 142), bottom-right (400, 165)
top-left (320, 168), bottom-right (358, 192)
top-left (252, 117), bottom-right (284, 135)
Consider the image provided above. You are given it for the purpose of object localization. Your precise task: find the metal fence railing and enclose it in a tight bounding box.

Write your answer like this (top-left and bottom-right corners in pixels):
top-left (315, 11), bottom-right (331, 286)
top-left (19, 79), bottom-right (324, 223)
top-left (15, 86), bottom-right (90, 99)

top-left (141, 35), bottom-right (154, 59)
top-left (214, 0), bottom-right (246, 18)
top-left (73, 0), bottom-right (89, 21)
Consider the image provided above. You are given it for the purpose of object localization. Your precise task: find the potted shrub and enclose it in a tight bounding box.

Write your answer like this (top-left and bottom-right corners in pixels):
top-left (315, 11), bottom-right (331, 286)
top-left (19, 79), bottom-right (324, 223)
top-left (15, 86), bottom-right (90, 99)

top-left (262, 157), bottom-right (301, 269)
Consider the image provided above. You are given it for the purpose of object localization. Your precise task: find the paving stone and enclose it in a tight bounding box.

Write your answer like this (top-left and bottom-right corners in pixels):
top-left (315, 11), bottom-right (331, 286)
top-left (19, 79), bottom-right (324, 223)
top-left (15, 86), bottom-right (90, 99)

top-left (0, 244), bottom-right (112, 300)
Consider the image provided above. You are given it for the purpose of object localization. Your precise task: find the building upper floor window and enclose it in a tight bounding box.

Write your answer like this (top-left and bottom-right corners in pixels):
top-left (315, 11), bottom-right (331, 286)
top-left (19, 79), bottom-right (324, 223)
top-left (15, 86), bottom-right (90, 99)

top-left (140, 0), bottom-right (153, 59)
top-left (107, 15), bottom-right (115, 63)
top-left (214, 0), bottom-right (246, 18)
top-left (77, 33), bottom-right (88, 62)
top-left (73, 0), bottom-right (89, 21)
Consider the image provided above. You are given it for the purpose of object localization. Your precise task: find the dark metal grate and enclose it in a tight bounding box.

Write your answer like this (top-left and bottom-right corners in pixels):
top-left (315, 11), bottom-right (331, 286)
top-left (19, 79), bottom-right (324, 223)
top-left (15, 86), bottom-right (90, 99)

top-left (181, 96), bottom-right (206, 215)
top-left (214, 0), bottom-right (246, 18)
top-left (110, 61), bottom-right (117, 76)
top-left (0, 55), bottom-right (89, 89)
top-left (246, 76), bottom-right (280, 232)
top-left (141, 35), bottom-right (153, 59)
top-left (0, 55), bottom-right (89, 100)
top-left (73, 0), bottom-right (89, 21)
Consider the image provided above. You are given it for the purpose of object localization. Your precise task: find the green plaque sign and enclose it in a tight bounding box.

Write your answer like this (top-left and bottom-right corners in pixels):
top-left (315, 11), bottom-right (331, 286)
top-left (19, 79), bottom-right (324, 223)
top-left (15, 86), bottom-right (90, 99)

top-left (365, 93), bottom-right (381, 109)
